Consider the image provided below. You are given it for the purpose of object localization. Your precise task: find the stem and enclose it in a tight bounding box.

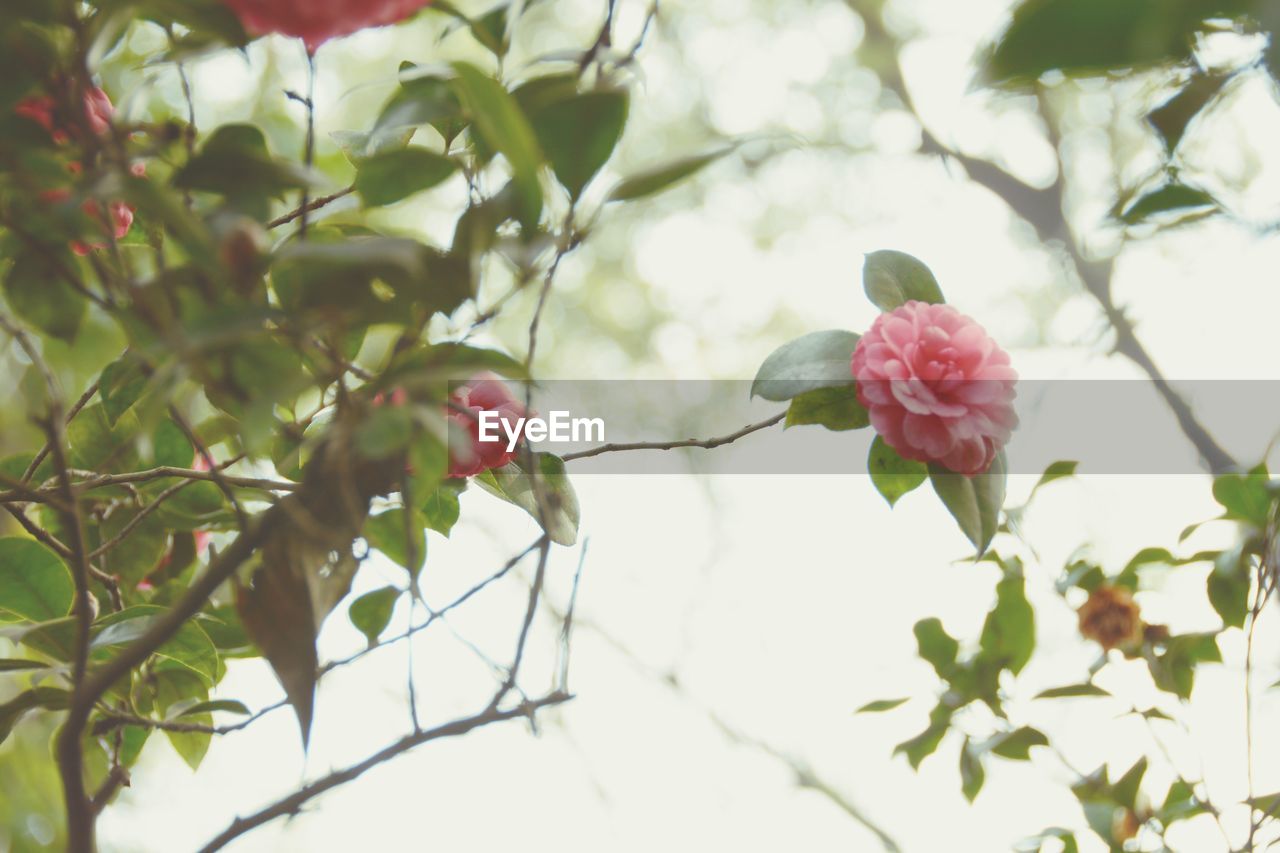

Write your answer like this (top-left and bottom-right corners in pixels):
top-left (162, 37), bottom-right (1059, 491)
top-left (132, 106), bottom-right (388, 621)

top-left (299, 49), bottom-right (317, 240)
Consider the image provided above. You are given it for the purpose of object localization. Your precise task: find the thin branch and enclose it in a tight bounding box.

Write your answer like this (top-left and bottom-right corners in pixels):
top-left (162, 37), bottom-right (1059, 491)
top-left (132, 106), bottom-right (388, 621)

top-left (196, 691), bottom-right (573, 853)
top-left (561, 411), bottom-right (785, 462)
top-left (87, 478), bottom-right (196, 560)
top-left (92, 700), bottom-right (288, 737)
top-left (266, 186), bottom-right (355, 230)
top-left (21, 379), bottom-right (99, 485)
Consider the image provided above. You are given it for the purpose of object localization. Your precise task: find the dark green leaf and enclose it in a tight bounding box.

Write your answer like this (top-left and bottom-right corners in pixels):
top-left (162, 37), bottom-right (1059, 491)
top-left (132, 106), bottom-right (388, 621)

top-left (355, 148), bottom-right (458, 206)
top-left (4, 249), bottom-right (86, 341)
top-left (855, 697), bottom-right (910, 714)
top-left (983, 0), bottom-right (1250, 85)
top-left (451, 62), bottom-right (544, 228)
top-left (750, 330), bottom-right (861, 401)
top-left (929, 452), bottom-right (1007, 556)
top-left (914, 618), bottom-right (958, 677)
top-left (1112, 757), bottom-right (1148, 811)
top-left (1148, 73), bottom-right (1231, 151)
top-left (348, 586), bottom-right (402, 648)
top-left (0, 686), bottom-right (70, 746)
top-left (979, 570), bottom-right (1035, 675)
top-left (1034, 683), bottom-right (1110, 700)
top-left (862, 250), bottom-right (944, 311)
top-left (960, 737), bottom-right (986, 802)
top-left (176, 699), bottom-right (250, 718)
top-left (526, 86), bottom-right (629, 199)
top-left (0, 538), bottom-right (73, 622)
top-left (989, 726), bottom-right (1048, 760)
top-left (608, 150), bottom-right (730, 202)
top-left (867, 436), bottom-right (927, 507)
top-left (786, 385), bottom-right (869, 431)
top-left (1120, 182), bottom-right (1217, 225)
top-left (363, 509), bottom-right (426, 573)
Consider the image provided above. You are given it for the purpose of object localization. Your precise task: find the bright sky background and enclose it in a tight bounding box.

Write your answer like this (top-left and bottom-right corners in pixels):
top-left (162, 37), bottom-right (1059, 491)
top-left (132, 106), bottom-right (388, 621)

top-left (76, 0), bottom-right (1280, 850)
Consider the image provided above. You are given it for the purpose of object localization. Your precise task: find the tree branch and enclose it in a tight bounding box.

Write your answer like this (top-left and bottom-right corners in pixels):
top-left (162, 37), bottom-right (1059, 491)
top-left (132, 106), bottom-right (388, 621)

top-left (196, 691), bottom-right (572, 853)
top-left (561, 411), bottom-right (785, 462)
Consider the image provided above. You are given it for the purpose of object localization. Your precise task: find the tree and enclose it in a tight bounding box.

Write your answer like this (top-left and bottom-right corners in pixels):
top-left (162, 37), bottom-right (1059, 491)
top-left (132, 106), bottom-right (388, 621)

top-left (0, 0), bottom-right (1277, 851)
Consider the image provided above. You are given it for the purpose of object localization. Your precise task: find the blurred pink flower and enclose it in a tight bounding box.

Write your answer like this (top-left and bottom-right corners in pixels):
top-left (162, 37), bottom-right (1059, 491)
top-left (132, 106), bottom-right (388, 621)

top-left (852, 300), bottom-right (1017, 476)
top-left (15, 86), bottom-right (140, 254)
top-left (447, 374), bottom-right (526, 479)
top-left (219, 0), bottom-right (433, 52)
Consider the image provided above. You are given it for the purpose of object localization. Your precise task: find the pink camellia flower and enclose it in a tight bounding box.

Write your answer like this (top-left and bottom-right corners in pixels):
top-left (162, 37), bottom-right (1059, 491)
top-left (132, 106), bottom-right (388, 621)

top-left (852, 300), bottom-right (1017, 476)
top-left (219, 0), bottom-right (433, 53)
top-left (15, 86), bottom-right (140, 254)
top-left (446, 374), bottom-right (526, 479)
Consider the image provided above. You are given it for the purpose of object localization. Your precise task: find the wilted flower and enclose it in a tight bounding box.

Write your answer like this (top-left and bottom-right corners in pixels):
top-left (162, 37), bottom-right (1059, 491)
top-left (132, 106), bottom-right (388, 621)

top-left (1077, 585), bottom-right (1144, 651)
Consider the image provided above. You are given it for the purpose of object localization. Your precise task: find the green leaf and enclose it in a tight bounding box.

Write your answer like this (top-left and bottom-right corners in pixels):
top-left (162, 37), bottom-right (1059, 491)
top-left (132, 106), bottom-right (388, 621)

top-left (786, 385), bottom-right (869, 431)
top-left (979, 570), bottom-right (1035, 675)
top-left (421, 483), bottom-right (463, 536)
top-left (1148, 73), bottom-right (1231, 151)
top-left (868, 436), bottom-right (928, 507)
top-left (1112, 757), bottom-right (1148, 811)
top-left (893, 701), bottom-right (952, 770)
top-left (175, 124), bottom-right (320, 218)
top-left (93, 606), bottom-right (220, 685)
top-left (608, 150), bottom-right (730, 202)
top-left (989, 726), bottom-right (1049, 760)
top-left (1119, 182), bottom-right (1217, 225)
top-left (366, 65), bottom-right (466, 152)
top-left (914, 618), bottom-right (958, 677)
top-left (750, 330), bottom-right (861, 401)
top-left (176, 699), bottom-right (249, 717)
top-left (862, 251), bottom-right (944, 312)
top-left (355, 147), bottom-right (458, 206)
top-left (855, 697), bottom-right (909, 714)
top-left (0, 658), bottom-right (47, 671)
top-left (153, 669), bottom-right (211, 770)
top-left (526, 86), bottom-right (629, 199)
top-left (1207, 565), bottom-right (1249, 629)
top-left (0, 686), bottom-right (70, 746)
top-left (348, 586), bottom-right (402, 648)
top-left (1029, 460), bottom-right (1077, 498)
top-left (0, 538), bottom-right (74, 622)
top-left (476, 453), bottom-right (580, 546)
top-left (1034, 683), bottom-right (1110, 700)
top-left (98, 353), bottom-right (149, 426)
top-left (4, 249), bottom-right (86, 341)
top-left (67, 403), bottom-right (141, 473)
top-left (363, 509), bottom-right (426, 574)
top-left (960, 737), bottom-right (986, 802)
top-left (451, 62), bottom-right (544, 229)
top-left (929, 452), bottom-right (1007, 556)
top-left (1212, 466), bottom-right (1271, 526)
top-left (983, 0), bottom-right (1248, 85)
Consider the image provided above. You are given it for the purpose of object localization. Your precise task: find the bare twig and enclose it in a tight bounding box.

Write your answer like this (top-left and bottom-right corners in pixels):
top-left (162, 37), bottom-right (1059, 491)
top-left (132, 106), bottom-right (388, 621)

top-left (561, 411), bottom-right (785, 462)
top-left (92, 700), bottom-right (288, 737)
top-left (196, 691), bottom-right (573, 853)
top-left (266, 186), bottom-right (355, 230)
top-left (21, 379), bottom-right (99, 485)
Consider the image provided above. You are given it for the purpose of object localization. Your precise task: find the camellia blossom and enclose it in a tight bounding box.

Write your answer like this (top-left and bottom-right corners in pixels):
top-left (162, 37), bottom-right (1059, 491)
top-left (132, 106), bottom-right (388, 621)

top-left (852, 300), bottom-right (1017, 476)
top-left (447, 375), bottom-right (526, 479)
top-left (14, 86), bottom-right (140, 255)
top-left (219, 0), bottom-right (433, 52)
top-left (1077, 585), bottom-right (1144, 652)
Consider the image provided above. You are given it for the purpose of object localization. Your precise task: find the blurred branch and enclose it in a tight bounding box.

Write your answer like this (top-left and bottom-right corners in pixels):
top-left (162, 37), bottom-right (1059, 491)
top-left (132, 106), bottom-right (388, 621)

top-left (92, 700), bottom-right (289, 737)
top-left (267, 187), bottom-right (354, 230)
top-left (543, 597), bottom-right (901, 852)
top-left (561, 411), bottom-right (785, 461)
top-left (847, 0), bottom-right (1236, 474)
top-left (196, 690), bottom-right (572, 853)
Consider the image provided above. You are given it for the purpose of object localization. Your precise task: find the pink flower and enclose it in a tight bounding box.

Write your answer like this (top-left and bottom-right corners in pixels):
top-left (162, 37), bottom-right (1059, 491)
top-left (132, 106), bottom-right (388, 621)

top-left (852, 301), bottom-right (1017, 476)
top-left (447, 374), bottom-right (526, 479)
top-left (219, 0), bottom-right (433, 52)
top-left (15, 87), bottom-right (140, 254)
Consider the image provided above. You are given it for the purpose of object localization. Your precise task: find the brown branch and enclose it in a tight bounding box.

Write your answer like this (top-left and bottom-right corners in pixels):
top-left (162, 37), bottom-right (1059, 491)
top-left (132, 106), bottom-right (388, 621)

top-left (196, 691), bottom-right (573, 853)
top-left (561, 411), bottom-right (785, 462)
top-left (87, 478), bottom-right (197, 560)
top-left (266, 186), bottom-right (354, 230)
top-left (21, 379), bottom-right (99, 485)
top-left (92, 700), bottom-right (288, 737)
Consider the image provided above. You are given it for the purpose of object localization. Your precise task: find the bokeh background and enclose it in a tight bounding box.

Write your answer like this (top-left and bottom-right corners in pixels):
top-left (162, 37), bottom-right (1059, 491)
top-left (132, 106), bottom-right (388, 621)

top-left (3, 0), bottom-right (1280, 849)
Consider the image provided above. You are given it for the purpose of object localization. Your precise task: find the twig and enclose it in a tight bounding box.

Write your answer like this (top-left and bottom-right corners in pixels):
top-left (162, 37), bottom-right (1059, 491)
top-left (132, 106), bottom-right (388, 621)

top-left (196, 691), bottom-right (573, 853)
top-left (87, 478), bottom-right (196, 560)
top-left (21, 379), bottom-right (99, 485)
top-left (266, 187), bottom-right (355, 230)
top-left (92, 700), bottom-right (288, 737)
top-left (561, 411), bottom-right (785, 461)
